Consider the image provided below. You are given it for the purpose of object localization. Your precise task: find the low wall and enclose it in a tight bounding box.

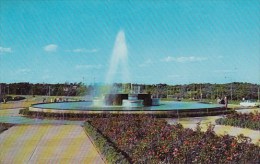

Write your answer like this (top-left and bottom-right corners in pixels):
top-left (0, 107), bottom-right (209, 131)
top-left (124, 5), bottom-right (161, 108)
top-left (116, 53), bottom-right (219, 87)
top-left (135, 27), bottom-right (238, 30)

top-left (29, 106), bottom-right (231, 117)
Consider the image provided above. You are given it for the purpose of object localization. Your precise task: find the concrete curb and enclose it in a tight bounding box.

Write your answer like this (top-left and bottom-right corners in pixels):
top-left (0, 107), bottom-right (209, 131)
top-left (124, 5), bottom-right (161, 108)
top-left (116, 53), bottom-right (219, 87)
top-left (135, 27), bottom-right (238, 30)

top-left (82, 124), bottom-right (107, 164)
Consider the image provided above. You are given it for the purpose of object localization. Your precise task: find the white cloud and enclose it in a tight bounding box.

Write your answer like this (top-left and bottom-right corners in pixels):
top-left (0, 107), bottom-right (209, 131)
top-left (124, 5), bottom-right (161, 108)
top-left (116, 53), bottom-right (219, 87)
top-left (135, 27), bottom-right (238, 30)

top-left (66, 48), bottom-right (99, 53)
top-left (72, 48), bottom-right (98, 53)
top-left (214, 69), bottom-right (237, 73)
top-left (42, 74), bottom-right (51, 80)
top-left (16, 68), bottom-right (31, 74)
top-left (0, 46), bottom-right (12, 53)
top-left (139, 59), bottom-right (153, 67)
top-left (167, 74), bottom-right (181, 78)
top-left (162, 56), bottom-right (207, 63)
top-left (44, 44), bottom-right (58, 52)
top-left (75, 64), bottom-right (102, 70)
top-left (162, 56), bottom-right (175, 62)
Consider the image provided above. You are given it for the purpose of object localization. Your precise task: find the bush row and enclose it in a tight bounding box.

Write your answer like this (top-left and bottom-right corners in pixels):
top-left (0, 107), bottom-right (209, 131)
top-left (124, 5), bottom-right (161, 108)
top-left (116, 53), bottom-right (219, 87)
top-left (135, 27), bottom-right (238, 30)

top-left (19, 108), bottom-right (91, 120)
top-left (216, 118), bottom-right (260, 130)
top-left (0, 96), bottom-right (26, 102)
top-left (88, 115), bottom-right (260, 163)
top-left (83, 121), bottom-right (130, 164)
top-left (215, 112), bottom-right (260, 130)
top-left (19, 108), bottom-right (234, 120)
top-left (0, 123), bottom-right (14, 133)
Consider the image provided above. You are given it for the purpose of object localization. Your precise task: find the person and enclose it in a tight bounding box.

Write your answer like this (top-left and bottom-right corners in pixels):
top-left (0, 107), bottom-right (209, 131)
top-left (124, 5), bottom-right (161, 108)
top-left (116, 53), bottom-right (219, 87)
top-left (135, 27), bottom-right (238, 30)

top-left (219, 98), bottom-right (225, 104)
top-left (224, 96), bottom-right (228, 108)
top-left (217, 97), bottom-right (221, 104)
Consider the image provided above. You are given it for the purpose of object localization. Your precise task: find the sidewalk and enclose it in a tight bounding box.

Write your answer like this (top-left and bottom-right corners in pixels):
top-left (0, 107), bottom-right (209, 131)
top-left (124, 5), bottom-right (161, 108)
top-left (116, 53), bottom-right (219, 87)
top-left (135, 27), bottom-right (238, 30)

top-left (166, 115), bottom-right (260, 144)
top-left (0, 125), bottom-right (105, 164)
top-left (0, 108), bottom-right (83, 125)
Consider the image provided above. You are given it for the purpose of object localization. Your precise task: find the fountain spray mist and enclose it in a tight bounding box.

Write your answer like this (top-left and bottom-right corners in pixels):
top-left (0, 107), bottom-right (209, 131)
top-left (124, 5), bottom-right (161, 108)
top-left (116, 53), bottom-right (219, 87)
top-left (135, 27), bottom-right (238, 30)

top-left (105, 30), bottom-right (130, 89)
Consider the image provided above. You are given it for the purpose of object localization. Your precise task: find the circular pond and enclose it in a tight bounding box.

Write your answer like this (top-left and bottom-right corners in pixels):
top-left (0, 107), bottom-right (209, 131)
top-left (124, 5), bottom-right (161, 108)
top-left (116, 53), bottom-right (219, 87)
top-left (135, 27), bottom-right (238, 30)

top-left (29, 101), bottom-right (227, 116)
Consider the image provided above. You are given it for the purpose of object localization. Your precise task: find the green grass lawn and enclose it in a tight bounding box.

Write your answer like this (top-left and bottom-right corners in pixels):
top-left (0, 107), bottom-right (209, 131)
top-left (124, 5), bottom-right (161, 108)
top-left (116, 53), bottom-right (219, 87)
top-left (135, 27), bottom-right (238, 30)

top-left (0, 95), bottom-right (85, 110)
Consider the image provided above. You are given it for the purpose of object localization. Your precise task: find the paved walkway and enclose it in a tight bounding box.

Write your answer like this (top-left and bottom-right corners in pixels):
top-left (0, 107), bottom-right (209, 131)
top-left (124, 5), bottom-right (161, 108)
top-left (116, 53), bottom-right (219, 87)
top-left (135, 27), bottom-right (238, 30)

top-left (0, 108), bottom-right (83, 125)
top-left (166, 111), bottom-right (260, 144)
top-left (235, 108), bottom-right (260, 114)
top-left (0, 125), bottom-right (105, 164)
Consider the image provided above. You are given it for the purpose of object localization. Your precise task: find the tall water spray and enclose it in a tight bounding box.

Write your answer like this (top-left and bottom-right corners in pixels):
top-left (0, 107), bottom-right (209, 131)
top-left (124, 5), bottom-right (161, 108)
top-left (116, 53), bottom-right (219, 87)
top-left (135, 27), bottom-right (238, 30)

top-left (105, 30), bottom-right (130, 91)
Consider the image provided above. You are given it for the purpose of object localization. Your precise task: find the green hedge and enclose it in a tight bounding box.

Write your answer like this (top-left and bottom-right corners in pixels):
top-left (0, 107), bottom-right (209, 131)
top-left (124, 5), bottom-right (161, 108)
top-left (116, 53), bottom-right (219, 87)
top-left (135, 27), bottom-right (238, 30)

top-left (215, 112), bottom-right (260, 130)
top-left (19, 108), bottom-right (235, 120)
top-left (0, 123), bottom-right (14, 133)
top-left (216, 118), bottom-right (260, 130)
top-left (83, 121), bottom-right (130, 164)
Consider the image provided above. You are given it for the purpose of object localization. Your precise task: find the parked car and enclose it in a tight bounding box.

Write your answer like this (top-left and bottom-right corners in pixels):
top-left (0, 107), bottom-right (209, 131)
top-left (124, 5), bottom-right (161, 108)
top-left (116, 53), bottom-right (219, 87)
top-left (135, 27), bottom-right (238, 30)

top-left (240, 100), bottom-right (259, 107)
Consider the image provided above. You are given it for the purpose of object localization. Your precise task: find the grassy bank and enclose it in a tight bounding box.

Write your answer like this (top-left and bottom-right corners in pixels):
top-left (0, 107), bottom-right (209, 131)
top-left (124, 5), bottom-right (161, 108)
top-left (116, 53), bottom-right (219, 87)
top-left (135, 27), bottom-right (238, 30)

top-left (0, 95), bottom-right (85, 110)
top-left (0, 123), bottom-right (14, 133)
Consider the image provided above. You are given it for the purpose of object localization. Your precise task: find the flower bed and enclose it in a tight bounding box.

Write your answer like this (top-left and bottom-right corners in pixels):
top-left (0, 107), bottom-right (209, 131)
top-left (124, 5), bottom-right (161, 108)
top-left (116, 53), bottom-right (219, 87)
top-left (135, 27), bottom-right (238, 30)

top-left (215, 112), bottom-right (260, 130)
top-left (87, 115), bottom-right (259, 163)
top-left (83, 122), bottom-right (130, 163)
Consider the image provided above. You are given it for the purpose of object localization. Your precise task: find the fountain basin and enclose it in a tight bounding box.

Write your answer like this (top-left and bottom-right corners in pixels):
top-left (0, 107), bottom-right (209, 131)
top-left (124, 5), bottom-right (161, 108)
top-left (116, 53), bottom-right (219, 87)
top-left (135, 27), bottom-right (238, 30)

top-left (29, 101), bottom-right (228, 117)
top-left (122, 99), bottom-right (144, 107)
top-left (152, 98), bottom-right (160, 106)
top-left (92, 99), bottom-right (105, 107)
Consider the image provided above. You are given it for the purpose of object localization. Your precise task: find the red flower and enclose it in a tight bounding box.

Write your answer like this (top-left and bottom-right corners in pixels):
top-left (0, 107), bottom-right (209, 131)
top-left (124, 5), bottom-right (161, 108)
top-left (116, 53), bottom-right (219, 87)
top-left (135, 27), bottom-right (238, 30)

top-left (227, 156), bottom-right (232, 160)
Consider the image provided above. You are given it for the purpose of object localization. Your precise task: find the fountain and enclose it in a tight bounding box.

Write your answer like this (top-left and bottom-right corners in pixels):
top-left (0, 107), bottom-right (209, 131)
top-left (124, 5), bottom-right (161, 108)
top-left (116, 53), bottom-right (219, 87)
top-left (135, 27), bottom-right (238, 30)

top-left (28, 30), bottom-right (228, 116)
top-left (103, 30), bottom-right (148, 108)
top-left (122, 94), bottom-right (144, 107)
top-left (105, 30), bottom-right (130, 85)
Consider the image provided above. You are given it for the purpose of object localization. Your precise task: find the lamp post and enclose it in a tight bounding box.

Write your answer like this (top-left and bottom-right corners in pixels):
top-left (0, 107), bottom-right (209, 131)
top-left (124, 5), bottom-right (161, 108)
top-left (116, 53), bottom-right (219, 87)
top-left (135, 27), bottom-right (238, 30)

top-left (225, 76), bottom-right (233, 101)
top-left (257, 87), bottom-right (260, 102)
top-left (200, 84), bottom-right (202, 101)
top-left (7, 85), bottom-right (9, 95)
top-left (48, 86), bottom-right (51, 96)
top-left (231, 82), bottom-right (233, 101)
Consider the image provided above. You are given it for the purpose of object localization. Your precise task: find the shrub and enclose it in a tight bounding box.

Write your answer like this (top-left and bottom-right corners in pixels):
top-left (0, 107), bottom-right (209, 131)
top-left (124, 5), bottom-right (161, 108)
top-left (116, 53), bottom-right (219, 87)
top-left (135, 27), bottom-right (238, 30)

top-left (0, 123), bottom-right (14, 133)
top-left (215, 112), bottom-right (260, 130)
top-left (13, 96), bottom-right (26, 101)
top-left (83, 121), bottom-right (130, 164)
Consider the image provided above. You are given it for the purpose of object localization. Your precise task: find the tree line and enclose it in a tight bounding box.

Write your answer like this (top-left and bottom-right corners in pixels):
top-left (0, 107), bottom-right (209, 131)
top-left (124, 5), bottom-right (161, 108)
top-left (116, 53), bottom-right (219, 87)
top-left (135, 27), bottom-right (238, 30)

top-left (0, 82), bottom-right (90, 96)
top-left (0, 82), bottom-right (259, 101)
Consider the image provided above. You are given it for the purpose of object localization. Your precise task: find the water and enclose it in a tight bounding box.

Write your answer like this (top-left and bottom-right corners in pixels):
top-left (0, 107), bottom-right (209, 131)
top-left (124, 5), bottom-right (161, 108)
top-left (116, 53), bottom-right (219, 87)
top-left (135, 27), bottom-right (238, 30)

top-left (105, 30), bottom-right (130, 86)
top-left (32, 101), bottom-right (224, 111)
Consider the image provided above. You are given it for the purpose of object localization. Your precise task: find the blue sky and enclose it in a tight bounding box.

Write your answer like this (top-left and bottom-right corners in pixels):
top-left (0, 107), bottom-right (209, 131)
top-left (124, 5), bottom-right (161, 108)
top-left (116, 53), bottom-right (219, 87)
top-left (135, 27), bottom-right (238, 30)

top-left (0, 0), bottom-right (259, 85)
